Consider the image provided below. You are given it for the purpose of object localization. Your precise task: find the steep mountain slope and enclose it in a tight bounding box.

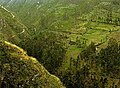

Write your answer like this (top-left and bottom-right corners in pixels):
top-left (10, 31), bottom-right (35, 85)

top-left (1, 0), bottom-right (120, 30)
top-left (0, 5), bottom-right (29, 44)
top-left (0, 0), bottom-right (101, 31)
top-left (0, 0), bottom-right (57, 31)
top-left (0, 40), bottom-right (65, 88)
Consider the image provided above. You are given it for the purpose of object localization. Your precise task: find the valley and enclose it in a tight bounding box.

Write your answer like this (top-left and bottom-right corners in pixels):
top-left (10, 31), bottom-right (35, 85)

top-left (1, 0), bottom-right (120, 88)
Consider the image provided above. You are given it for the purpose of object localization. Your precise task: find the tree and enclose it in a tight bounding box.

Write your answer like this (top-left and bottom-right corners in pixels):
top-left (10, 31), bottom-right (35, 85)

top-left (20, 32), bottom-right (67, 74)
top-left (98, 38), bottom-right (120, 75)
top-left (80, 42), bottom-right (96, 60)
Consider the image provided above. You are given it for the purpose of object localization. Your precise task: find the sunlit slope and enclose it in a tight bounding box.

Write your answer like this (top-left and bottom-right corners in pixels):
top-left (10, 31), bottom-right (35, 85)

top-left (0, 6), bottom-right (29, 44)
top-left (1, 0), bottom-right (119, 29)
top-left (0, 0), bottom-right (101, 31)
top-left (0, 40), bottom-right (65, 88)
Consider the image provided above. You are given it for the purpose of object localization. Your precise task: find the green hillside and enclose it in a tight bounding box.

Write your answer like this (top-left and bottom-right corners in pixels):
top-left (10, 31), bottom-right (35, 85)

top-left (0, 40), bottom-right (65, 88)
top-left (0, 5), bottom-right (29, 44)
top-left (0, 0), bottom-right (101, 31)
top-left (0, 6), bottom-right (65, 88)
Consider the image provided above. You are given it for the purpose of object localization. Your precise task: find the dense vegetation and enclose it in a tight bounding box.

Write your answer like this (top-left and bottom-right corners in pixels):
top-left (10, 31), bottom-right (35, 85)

top-left (59, 38), bottom-right (120, 88)
top-left (0, 40), bottom-right (65, 88)
top-left (20, 32), bottom-right (67, 73)
top-left (0, 5), bottom-right (65, 88)
top-left (1, 0), bottom-right (120, 88)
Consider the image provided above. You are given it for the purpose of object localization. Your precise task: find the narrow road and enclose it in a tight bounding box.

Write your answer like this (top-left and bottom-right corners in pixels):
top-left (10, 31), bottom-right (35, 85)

top-left (11, 28), bottom-right (25, 38)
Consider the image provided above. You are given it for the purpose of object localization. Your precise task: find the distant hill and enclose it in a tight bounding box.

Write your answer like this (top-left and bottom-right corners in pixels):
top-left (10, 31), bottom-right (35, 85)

top-left (0, 0), bottom-right (101, 31)
top-left (0, 40), bottom-right (65, 88)
top-left (0, 5), bottom-right (29, 44)
top-left (1, 0), bottom-right (120, 33)
top-left (1, 1), bottom-right (120, 87)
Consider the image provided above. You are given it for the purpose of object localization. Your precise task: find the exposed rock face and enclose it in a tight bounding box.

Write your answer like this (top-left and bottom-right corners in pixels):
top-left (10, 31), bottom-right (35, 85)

top-left (0, 40), bottom-right (65, 88)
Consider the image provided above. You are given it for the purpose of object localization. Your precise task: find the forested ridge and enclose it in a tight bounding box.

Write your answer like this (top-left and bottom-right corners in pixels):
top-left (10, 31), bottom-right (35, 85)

top-left (0, 0), bottom-right (120, 88)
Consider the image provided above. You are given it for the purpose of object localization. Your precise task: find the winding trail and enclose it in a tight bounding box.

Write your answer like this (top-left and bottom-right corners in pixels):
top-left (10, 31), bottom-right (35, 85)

top-left (0, 5), bottom-right (15, 18)
top-left (11, 28), bottom-right (25, 38)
